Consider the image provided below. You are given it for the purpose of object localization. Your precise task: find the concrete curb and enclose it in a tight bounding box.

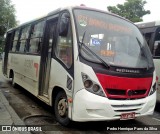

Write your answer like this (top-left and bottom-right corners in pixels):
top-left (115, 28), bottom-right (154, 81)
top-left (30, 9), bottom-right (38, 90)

top-left (0, 90), bottom-right (31, 134)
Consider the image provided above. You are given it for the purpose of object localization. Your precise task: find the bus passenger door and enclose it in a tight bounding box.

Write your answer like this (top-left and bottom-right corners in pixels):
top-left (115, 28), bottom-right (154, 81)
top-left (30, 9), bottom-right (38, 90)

top-left (3, 32), bottom-right (12, 76)
top-left (39, 18), bottom-right (58, 96)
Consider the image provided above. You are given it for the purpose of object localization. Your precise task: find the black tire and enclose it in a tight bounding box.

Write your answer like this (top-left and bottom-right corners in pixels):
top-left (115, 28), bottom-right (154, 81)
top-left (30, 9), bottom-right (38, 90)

top-left (11, 72), bottom-right (17, 88)
top-left (54, 91), bottom-right (71, 126)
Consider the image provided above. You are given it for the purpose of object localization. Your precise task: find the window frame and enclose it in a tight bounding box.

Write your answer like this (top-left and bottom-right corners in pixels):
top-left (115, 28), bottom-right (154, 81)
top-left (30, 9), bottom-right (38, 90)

top-left (18, 25), bottom-right (31, 53)
top-left (11, 29), bottom-right (20, 52)
top-left (28, 20), bottom-right (45, 55)
top-left (55, 11), bottom-right (74, 69)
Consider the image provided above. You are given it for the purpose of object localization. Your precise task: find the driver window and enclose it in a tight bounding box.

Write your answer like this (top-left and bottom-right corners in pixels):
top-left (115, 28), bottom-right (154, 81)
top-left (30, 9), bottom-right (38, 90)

top-left (56, 13), bottom-right (73, 68)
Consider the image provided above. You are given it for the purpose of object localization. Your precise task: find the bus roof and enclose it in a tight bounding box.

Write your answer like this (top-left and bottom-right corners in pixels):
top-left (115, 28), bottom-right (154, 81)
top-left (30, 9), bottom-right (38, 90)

top-left (135, 20), bottom-right (160, 28)
top-left (7, 7), bottom-right (62, 32)
top-left (7, 5), bottom-right (132, 33)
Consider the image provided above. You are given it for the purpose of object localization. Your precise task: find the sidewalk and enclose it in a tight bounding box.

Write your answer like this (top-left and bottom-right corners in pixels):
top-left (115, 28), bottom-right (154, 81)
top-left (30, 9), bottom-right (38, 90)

top-left (0, 89), bottom-right (25, 126)
top-left (0, 60), bottom-right (29, 133)
top-left (0, 83), bottom-right (31, 134)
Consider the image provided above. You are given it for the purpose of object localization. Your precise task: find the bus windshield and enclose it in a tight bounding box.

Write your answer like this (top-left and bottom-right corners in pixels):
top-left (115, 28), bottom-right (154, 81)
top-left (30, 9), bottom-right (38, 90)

top-left (74, 9), bottom-right (154, 69)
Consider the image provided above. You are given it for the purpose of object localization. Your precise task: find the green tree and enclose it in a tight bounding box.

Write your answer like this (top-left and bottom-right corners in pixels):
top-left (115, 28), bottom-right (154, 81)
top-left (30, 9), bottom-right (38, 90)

top-left (107, 0), bottom-right (150, 22)
top-left (0, 0), bottom-right (17, 53)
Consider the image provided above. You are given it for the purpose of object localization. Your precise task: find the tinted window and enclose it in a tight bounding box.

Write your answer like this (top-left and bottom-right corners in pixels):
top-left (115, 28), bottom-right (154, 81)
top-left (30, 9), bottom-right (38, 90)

top-left (19, 26), bottom-right (30, 52)
top-left (74, 9), bottom-right (154, 69)
top-left (12, 30), bottom-right (20, 52)
top-left (29, 21), bottom-right (45, 54)
top-left (56, 13), bottom-right (73, 68)
top-left (153, 28), bottom-right (160, 56)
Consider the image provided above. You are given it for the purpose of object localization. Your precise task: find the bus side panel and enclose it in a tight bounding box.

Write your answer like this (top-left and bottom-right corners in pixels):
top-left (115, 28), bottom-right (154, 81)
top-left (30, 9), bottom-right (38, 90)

top-left (3, 33), bottom-right (12, 76)
top-left (8, 53), bottom-right (40, 96)
top-left (48, 59), bottom-right (73, 119)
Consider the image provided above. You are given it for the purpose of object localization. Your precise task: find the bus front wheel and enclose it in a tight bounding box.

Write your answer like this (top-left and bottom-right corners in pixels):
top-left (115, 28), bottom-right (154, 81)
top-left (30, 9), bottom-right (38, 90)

top-left (54, 91), bottom-right (71, 126)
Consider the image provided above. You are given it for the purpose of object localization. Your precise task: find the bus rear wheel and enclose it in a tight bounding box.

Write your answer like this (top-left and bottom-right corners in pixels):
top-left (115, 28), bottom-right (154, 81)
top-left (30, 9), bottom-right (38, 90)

top-left (54, 91), bottom-right (70, 126)
top-left (11, 72), bottom-right (17, 88)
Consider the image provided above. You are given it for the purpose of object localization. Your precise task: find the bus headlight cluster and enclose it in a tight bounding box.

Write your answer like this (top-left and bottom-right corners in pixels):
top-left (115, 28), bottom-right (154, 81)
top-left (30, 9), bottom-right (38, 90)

top-left (149, 83), bottom-right (156, 96)
top-left (81, 73), bottom-right (105, 97)
top-left (84, 80), bottom-right (93, 88)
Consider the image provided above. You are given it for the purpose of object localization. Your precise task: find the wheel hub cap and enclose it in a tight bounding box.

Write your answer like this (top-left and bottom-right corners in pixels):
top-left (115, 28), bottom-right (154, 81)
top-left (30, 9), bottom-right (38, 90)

top-left (58, 99), bottom-right (67, 117)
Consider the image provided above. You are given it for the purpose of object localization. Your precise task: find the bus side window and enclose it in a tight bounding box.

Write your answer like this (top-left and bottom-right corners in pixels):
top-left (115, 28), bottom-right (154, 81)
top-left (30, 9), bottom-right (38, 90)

top-left (6, 32), bottom-right (13, 51)
top-left (19, 26), bottom-right (30, 53)
top-left (144, 33), bottom-right (152, 46)
top-left (56, 13), bottom-right (73, 68)
top-left (154, 41), bottom-right (160, 56)
top-left (29, 21), bottom-right (45, 54)
top-left (11, 30), bottom-right (20, 52)
top-left (153, 28), bottom-right (160, 56)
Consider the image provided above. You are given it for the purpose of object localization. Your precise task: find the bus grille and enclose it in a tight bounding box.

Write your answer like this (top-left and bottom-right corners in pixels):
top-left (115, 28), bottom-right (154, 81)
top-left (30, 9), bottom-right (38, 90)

top-left (106, 88), bottom-right (147, 100)
top-left (111, 103), bottom-right (144, 113)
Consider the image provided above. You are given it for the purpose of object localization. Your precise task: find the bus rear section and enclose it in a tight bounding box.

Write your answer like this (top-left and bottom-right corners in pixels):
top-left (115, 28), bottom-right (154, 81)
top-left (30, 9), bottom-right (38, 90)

top-left (72, 8), bottom-right (156, 121)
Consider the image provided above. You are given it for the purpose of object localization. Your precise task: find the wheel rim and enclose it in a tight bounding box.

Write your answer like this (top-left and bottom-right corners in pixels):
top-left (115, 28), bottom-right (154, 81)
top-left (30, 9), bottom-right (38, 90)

top-left (57, 98), bottom-right (67, 117)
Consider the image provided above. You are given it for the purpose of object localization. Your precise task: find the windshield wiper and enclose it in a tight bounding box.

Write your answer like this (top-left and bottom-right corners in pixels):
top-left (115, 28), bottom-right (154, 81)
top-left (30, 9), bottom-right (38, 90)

top-left (136, 37), bottom-right (149, 70)
top-left (78, 31), bottom-right (110, 69)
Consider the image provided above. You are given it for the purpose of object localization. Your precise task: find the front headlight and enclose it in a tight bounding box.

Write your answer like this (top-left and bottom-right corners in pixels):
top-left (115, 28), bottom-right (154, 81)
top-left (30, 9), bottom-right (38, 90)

top-left (149, 83), bottom-right (156, 96)
top-left (81, 73), bottom-right (106, 97)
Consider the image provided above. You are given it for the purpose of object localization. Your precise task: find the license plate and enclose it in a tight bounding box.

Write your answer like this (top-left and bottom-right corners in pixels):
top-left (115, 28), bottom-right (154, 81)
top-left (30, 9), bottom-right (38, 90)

top-left (120, 112), bottom-right (135, 120)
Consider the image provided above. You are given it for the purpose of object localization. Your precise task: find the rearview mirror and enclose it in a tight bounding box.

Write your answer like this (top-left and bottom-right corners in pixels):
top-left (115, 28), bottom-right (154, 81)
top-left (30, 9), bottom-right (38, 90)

top-left (59, 13), bottom-right (70, 36)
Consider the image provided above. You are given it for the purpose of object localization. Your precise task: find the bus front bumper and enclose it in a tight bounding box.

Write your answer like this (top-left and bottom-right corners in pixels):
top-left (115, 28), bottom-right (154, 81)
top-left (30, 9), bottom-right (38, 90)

top-left (72, 89), bottom-right (156, 122)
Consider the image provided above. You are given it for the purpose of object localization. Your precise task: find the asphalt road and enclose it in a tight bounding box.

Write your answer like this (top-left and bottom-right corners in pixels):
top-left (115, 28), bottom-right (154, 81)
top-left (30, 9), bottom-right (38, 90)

top-left (0, 62), bottom-right (160, 134)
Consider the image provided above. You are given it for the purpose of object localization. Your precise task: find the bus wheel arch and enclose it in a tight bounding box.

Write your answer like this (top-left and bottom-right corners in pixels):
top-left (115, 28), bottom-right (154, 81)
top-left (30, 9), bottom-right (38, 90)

top-left (52, 86), bottom-right (71, 126)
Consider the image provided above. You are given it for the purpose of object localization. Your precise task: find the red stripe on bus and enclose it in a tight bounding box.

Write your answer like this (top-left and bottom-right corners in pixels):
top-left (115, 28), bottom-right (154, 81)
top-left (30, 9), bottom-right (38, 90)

top-left (96, 73), bottom-right (152, 99)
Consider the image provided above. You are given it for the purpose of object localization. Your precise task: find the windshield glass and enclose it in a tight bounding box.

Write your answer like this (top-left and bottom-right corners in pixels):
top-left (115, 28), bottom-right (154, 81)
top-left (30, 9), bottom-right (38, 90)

top-left (74, 9), bottom-right (154, 69)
